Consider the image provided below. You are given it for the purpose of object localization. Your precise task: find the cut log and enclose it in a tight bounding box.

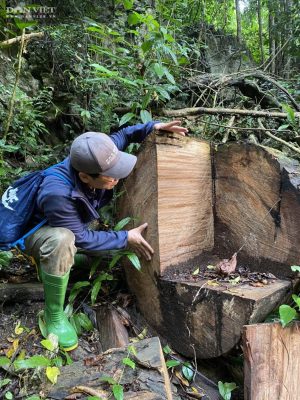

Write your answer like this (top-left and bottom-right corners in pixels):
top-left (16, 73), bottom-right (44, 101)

top-left (119, 133), bottom-right (300, 358)
top-left (45, 337), bottom-right (174, 400)
top-left (215, 143), bottom-right (300, 273)
top-left (120, 132), bottom-right (214, 276)
top-left (0, 282), bottom-right (44, 302)
top-left (243, 322), bottom-right (300, 400)
top-left (95, 304), bottom-right (129, 351)
top-left (158, 277), bottom-right (290, 358)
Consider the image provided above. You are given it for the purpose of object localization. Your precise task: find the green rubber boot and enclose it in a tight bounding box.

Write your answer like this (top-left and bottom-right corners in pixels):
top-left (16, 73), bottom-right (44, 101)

top-left (42, 270), bottom-right (78, 351)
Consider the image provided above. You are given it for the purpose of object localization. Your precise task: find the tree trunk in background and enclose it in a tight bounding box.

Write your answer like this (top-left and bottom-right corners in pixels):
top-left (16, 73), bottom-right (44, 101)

top-left (235, 0), bottom-right (242, 43)
top-left (268, 1), bottom-right (276, 74)
top-left (274, 2), bottom-right (281, 75)
top-left (284, 0), bottom-right (292, 78)
top-left (257, 0), bottom-right (265, 65)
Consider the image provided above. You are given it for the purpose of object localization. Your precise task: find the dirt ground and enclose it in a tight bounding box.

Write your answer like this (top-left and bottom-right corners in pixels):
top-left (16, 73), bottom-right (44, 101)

top-left (0, 256), bottom-right (243, 399)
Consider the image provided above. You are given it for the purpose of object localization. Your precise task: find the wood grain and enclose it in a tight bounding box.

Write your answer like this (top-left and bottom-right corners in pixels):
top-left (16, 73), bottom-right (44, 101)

top-left (215, 143), bottom-right (300, 270)
top-left (243, 322), bottom-right (300, 400)
top-left (157, 137), bottom-right (213, 271)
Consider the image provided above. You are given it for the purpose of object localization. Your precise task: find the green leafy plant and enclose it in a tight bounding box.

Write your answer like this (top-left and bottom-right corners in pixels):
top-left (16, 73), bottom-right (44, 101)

top-left (0, 251), bottom-right (13, 269)
top-left (218, 381), bottom-right (238, 400)
top-left (86, 8), bottom-right (188, 123)
top-left (163, 345), bottom-right (194, 382)
top-left (98, 345), bottom-right (137, 400)
top-left (277, 265), bottom-right (300, 327)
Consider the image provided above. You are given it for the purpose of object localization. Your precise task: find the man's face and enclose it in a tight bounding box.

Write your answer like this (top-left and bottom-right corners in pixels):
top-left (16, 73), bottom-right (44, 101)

top-left (79, 172), bottom-right (119, 190)
top-left (91, 175), bottom-right (119, 190)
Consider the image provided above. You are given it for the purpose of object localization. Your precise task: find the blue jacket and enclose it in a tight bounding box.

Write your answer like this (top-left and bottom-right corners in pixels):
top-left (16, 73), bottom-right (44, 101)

top-left (34, 122), bottom-right (157, 252)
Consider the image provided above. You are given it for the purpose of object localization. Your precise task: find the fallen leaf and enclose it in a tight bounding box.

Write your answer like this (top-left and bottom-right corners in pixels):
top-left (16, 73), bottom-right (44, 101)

top-left (14, 321), bottom-right (24, 336)
top-left (207, 280), bottom-right (219, 286)
top-left (216, 253), bottom-right (237, 276)
top-left (192, 267), bottom-right (199, 275)
top-left (84, 354), bottom-right (104, 367)
top-left (229, 276), bottom-right (240, 285)
top-left (6, 339), bottom-right (19, 358)
top-left (206, 265), bottom-right (216, 270)
top-left (175, 370), bottom-right (189, 386)
top-left (137, 327), bottom-right (147, 340)
top-left (250, 282), bottom-right (264, 287)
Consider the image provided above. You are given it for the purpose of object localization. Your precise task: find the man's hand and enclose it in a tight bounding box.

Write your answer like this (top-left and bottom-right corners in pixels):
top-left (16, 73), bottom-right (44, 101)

top-left (154, 120), bottom-right (188, 136)
top-left (127, 223), bottom-right (154, 261)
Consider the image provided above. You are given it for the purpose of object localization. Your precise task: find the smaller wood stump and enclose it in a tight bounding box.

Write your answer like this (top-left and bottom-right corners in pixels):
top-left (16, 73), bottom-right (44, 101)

top-left (243, 322), bottom-right (300, 400)
top-left (46, 337), bottom-right (173, 400)
top-left (158, 277), bottom-right (290, 358)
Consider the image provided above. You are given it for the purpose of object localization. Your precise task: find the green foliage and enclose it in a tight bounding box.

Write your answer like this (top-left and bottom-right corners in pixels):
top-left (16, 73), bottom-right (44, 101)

top-left (14, 355), bottom-right (51, 370)
top-left (68, 281), bottom-right (91, 303)
top-left (112, 383), bottom-right (123, 400)
top-left (122, 357), bottom-right (135, 369)
top-left (166, 359), bottom-right (181, 368)
top-left (182, 363), bottom-right (194, 381)
top-left (46, 366), bottom-right (60, 384)
top-left (0, 378), bottom-right (11, 388)
top-left (86, 11), bottom-right (187, 122)
top-left (291, 265), bottom-right (300, 272)
top-left (279, 304), bottom-right (298, 327)
top-left (0, 357), bottom-right (11, 366)
top-left (218, 381), bottom-right (238, 400)
top-left (0, 251), bottom-right (13, 269)
top-left (91, 271), bottom-right (114, 305)
top-left (0, 84), bottom-right (48, 155)
top-left (276, 265), bottom-right (300, 327)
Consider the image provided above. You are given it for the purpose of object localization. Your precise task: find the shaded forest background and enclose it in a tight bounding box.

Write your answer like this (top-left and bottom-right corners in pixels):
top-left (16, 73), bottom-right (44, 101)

top-left (0, 0), bottom-right (299, 191)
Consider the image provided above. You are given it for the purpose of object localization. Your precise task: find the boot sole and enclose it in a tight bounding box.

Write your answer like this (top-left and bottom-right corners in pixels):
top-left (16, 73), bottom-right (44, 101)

top-left (62, 342), bottom-right (78, 351)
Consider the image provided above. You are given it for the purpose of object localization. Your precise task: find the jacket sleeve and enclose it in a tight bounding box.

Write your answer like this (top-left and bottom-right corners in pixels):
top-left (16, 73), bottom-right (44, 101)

top-left (110, 121), bottom-right (159, 151)
top-left (39, 194), bottom-right (128, 251)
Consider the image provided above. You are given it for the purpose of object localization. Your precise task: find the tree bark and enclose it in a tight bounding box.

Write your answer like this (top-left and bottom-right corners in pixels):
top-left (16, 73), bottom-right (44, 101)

top-left (268, 1), bottom-right (276, 74)
top-left (235, 0), bottom-right (242, 43)
top-left (46, 337), bottom-right (173, 400)
top-left (257, 0), bottom-right (265, 64)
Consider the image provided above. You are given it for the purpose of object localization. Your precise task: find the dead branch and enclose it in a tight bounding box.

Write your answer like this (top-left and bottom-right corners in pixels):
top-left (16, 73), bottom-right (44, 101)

top-left (71, 385), bottom-right (109, 398)
top-left (162, 106), bottom-right (300, 119)
top-left (0, 32), bottom-right (44, 46)
top-left (187, 70), bottom-right (300, 111)
top-left (201, 120), bottom-right (292, 133)
top-left (222, 116), bottom-right (236, 143)
top-left (253, 71), bottom-right (300, 111)
top-left (258, 119), bottom-right (300, 155)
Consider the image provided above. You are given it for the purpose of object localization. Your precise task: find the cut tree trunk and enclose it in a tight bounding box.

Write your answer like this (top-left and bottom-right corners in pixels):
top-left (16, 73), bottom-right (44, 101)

top-left (45, 337), bottom-right (174, 400)
top-left (119, 132), bottom-right (297, 358)
top-left (215, 143), bottom-right (300, 271)
top-left (243, 322), bottom-right (300, 400)
top-left (94, 304), bottom-right (129, 352)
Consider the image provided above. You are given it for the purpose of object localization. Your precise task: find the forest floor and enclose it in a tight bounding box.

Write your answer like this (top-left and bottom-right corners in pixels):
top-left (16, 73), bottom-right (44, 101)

top-left (0, 258), bottom-right (241, 400)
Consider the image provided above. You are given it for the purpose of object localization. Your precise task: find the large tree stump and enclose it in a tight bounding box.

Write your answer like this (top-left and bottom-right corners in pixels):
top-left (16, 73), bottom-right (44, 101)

top-left (119, 133), bottom-right (298, 358)
top-left (243, 322), bottom-right (300, 400)
top-left (46, 337), bottom-right (174, 399)
top-left (215, 143), bottom-right (300, 273)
